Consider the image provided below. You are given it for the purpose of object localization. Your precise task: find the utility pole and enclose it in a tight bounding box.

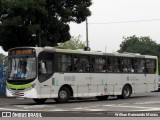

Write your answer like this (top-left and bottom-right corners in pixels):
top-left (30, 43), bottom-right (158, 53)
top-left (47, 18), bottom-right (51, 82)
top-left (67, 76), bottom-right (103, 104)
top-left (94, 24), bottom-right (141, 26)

top-left (39, 20), bottom-right (42, 47)
top-left (85, 17), bottom-right (90, 51)
top-left (86, 18), bottom-right (89, 48)
top-left (105, 46), bottom-right (107, 53)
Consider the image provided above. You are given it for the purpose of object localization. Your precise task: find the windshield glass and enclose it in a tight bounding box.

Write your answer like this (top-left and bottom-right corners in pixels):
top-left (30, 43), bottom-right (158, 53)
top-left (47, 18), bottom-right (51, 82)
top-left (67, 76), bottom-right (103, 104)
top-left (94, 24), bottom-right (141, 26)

top-left (8, 57), bottom-right (36, 80)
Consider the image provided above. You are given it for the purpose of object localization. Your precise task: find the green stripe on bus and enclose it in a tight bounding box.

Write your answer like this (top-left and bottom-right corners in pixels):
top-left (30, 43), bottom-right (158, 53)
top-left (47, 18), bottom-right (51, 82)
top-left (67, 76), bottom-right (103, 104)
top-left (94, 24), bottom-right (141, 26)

top-left (56, 49), bottom-right (81, 53)
top-left (101, 79), bottom-right (104, 85)
top-left (156, 58), bottom-right (159, 74)
top-left (7, 82), bottom-right (32, 90)
top-left (56, 80), bottom-right (59, 86)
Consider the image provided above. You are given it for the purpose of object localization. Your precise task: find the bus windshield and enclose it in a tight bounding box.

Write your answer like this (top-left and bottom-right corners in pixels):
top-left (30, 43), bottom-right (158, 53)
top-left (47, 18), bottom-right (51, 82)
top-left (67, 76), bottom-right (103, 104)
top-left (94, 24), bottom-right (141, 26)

top-left (8, 57), bottom-right (36, 80)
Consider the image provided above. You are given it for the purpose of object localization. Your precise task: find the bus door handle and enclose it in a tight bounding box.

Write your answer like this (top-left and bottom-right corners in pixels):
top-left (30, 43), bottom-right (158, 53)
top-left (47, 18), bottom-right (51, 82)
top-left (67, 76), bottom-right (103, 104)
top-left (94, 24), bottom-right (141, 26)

top-left (44, 85), bottom-right (48, 87)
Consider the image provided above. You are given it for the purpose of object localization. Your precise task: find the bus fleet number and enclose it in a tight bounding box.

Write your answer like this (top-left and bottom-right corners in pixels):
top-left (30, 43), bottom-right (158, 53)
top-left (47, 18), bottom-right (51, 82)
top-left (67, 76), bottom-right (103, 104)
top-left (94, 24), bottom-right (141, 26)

top-left (64, 76), bottom-right (75, 81)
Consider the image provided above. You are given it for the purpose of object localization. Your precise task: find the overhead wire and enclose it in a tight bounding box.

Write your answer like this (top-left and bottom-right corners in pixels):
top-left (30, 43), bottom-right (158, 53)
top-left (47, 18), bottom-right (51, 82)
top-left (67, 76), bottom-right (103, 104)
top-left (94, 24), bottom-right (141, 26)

top-left (88, 19), bottom-right (160, 25)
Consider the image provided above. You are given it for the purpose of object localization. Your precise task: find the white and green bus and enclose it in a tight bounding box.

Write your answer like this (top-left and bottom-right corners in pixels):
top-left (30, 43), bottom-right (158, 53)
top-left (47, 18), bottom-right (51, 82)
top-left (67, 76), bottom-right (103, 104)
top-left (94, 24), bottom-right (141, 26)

top-left (6, 47), bottom-right (158, 103)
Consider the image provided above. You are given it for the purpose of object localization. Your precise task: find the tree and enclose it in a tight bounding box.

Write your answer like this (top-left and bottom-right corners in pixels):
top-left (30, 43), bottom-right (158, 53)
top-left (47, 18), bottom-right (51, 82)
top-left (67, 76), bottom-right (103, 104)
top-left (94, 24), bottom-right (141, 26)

top-left (0, 0), bottom-right (92, 51)
top-left (0, 53), bottom-right (6, 65)
top-left (119, 35), bottom-right (160, 57)
top-left (58, 35), bottom-right (85, 50)
top-left (119, 35), bottom-right (160, 69)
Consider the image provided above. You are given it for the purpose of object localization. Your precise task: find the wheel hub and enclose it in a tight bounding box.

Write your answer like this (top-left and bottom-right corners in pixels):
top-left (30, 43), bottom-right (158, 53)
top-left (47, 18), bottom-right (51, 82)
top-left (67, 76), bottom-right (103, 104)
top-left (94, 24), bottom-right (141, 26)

top-left (59, 91), bottom-right (67, 99)
top-left (124, 88), bottom-right (129, 96)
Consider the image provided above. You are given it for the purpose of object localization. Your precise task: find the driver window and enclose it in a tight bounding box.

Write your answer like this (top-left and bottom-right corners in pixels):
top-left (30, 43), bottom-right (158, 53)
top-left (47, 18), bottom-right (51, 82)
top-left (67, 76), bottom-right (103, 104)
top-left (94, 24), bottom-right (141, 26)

top-left (39, 61), bottom-right (53, 74)
top-left (38, 52), bottom-right (54, 83)
top-left (39, 61), bottom-right (47, 74)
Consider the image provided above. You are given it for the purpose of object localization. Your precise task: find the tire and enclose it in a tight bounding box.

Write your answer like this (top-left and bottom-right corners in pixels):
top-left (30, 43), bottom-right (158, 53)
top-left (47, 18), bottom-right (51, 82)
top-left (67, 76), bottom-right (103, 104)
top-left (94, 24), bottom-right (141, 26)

top-left (117, 85), bottom-right (131, 99)
top-left (96, 95), bottom-right (108, 100)
top-left (33, 98), bottom-right (47, 104)
top-left (54, 87), bottom-right (70, 103)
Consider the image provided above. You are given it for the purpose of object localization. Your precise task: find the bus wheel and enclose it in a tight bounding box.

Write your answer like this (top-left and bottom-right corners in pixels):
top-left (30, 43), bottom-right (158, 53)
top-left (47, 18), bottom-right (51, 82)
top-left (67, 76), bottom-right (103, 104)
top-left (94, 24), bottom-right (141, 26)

top-left (117, 85), bottom-right (131, 99)
top-left (33, 98), bottom-right (47, 104)
top-left (55, 87), bottom-right (70, 103)
top-left (96, 95), bottom-right (108, 100)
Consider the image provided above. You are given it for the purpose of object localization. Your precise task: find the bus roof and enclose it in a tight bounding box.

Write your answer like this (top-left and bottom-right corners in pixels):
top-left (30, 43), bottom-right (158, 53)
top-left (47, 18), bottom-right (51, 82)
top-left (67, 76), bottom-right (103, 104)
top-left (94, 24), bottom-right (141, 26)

top-left (43, 47), bottom-right (157, 59)
top-left (9, 46), bottom-right (157, 59)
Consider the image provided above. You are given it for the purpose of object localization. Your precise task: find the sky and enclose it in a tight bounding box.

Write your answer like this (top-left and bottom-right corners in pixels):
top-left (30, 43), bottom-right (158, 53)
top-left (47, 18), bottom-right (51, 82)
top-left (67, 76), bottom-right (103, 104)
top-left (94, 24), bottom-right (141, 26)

top-left (70, 0), bottom-right (160, 53)
top-left (1, 0), bottom-right (160, 55)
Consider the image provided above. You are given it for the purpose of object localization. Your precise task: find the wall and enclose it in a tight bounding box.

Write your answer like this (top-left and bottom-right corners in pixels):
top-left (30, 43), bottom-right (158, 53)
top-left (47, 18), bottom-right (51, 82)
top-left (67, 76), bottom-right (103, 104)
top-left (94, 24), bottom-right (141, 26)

top-left (0, 65), bottom-right (7, 97)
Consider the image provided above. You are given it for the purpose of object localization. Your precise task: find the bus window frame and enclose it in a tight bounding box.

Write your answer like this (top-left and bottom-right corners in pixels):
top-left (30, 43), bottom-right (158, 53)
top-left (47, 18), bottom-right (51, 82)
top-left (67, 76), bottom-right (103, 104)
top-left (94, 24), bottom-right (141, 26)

top-left (106, 56), bottom-right (122, 73)
top-left (134, 58), bottom-right (146, 74)
top-left (55, 53), bottom-right (92, 73)
top-left (54, 52), bottom-right (157, 75)
top-left (55, 53), bottom-right (73, 73)
top-left (38, 51), bottom-right (54, 83)
top-left (73, 54), bottom-right (91, 73)
top-left (90, 55), bottom-right (107, 73)
top-left (145, 58), bottom-right (156, 74)
top-left (121, 57), bottom-right (135, 74)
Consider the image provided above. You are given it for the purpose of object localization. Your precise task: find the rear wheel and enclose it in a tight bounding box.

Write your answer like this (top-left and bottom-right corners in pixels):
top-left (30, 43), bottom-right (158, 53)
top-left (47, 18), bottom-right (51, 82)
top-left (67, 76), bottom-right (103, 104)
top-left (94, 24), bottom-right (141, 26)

top-left (33, 98), bottom-right (47, 104)
top-left (54, 87), bottom-right (70, 103)
top-left (96, 95), bottom-right (108, 100)
top-left (117, 85), bottom-right (132, 99)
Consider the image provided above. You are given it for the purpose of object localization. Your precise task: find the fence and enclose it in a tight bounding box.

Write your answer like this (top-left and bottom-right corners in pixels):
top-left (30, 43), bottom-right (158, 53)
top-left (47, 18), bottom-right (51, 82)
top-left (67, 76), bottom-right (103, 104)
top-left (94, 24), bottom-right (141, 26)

top-left (0, 65), bottom-right (7, 97)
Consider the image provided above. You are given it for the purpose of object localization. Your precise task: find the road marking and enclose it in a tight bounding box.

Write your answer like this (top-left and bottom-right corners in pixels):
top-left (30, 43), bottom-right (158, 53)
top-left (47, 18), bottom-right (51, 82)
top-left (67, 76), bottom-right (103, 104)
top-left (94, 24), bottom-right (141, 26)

top-left (0, 108), bottom-right (29, 111)
top-left (135, 101), bottom-right (160, 104)
top-left (74, 107), bottom-right (105, 111)
top-left (49, 109), bottom-right (69, 111)
top-left (13, 103), bottom-right (160, 111)
top-left (2, 100), bottom-right (160, 112)
top-left (73, 105), bottom-right (104, 110)
top-left (14, 105), bottom-right (56, 109)
top-left (103, 104), bottom-right (160, 111)
top-left (103, 105), bottom-right (149, 109)
top-left (142, 108), bottom-right (160, 111)
top-left (80, 109), bottom-right (105, 111)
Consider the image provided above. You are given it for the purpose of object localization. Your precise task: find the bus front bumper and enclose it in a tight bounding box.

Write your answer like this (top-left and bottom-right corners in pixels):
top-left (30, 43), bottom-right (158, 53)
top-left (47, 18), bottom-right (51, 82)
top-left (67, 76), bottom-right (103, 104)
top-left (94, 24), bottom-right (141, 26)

top-left (6, 88), bottom-right (38, 98)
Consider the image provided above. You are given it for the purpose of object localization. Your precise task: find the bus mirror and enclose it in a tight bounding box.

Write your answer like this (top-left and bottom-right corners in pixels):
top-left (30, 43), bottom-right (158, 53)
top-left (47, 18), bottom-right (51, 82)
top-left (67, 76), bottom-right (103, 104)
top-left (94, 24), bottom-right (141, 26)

top-left (40, 61), bottom-right (47, 74)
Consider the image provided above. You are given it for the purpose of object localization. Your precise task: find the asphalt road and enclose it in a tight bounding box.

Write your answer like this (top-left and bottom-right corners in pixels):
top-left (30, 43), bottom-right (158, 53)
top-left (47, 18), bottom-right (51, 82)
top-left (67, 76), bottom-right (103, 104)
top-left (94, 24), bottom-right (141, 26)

top-left (1, 91), bottom-right (160, 119)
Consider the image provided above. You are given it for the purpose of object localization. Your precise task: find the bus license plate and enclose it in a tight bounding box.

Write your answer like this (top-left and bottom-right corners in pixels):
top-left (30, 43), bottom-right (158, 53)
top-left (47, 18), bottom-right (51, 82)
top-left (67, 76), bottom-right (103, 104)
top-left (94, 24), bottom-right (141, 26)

top-left (14, 91), bottom-right (20, 96)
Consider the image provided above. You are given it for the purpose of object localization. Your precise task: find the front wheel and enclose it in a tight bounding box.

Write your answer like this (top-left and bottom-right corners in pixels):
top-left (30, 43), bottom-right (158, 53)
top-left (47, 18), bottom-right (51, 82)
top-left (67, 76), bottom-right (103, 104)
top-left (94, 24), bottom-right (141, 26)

top-left (33, 98), bottom-right (47, 104)
top-left (54, 87), bottom-right (70, 103)
top-left (117, 85), bottom-right (132, 99)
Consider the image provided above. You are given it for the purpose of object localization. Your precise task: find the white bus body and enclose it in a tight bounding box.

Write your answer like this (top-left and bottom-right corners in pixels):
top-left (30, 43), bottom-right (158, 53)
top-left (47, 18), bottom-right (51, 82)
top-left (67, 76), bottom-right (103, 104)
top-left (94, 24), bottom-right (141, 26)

top-left (6, 47), bottom-right (158, 103)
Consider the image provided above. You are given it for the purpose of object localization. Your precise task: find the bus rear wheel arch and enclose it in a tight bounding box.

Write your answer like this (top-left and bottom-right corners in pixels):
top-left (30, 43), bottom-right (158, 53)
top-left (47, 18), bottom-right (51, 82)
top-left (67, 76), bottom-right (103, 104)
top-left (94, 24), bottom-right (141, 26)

top-left (117, 84), bottom-right (132, 99)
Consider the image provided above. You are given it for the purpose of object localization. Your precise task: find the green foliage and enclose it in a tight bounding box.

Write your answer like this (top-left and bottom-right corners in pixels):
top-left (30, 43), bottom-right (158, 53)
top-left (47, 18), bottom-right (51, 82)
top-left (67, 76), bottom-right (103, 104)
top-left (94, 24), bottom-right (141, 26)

top-left (119, 35), bottom-right (160, 57)
top-left (119, 35), bottom-right (160, 69)
top-left (0, 0), bottom-right (92, 51)
top-left (58, 36), bottom-right (85, 50)
top-left (0, 53), bottom-right (6, 65)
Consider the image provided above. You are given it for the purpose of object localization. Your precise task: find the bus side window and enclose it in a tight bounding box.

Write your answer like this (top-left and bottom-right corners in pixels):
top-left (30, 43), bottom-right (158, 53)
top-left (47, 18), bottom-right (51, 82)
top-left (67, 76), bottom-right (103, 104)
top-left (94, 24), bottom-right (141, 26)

top-left (121, 58), bottom-right (134, 73)
top-left (39, 60), bottom-right (53, 74)
top-left (38, 52), bottom-right (53, 82)
top-left (92, 57), bottom-right (106, 72)
top-left (107, 57), bottom-right (121, 73)
top-left (107, 65), bottom-right (113, 72)
top-left (135, 59), bottom-right (145, 73)
top-left (73, 56), bottom-right (90, 72)
top-left (146, 59), bottom-right (156, 74)
top-left (74, 59), bottom-right (81, 72)
top-left (57, 54), bottom-right (72, 72)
